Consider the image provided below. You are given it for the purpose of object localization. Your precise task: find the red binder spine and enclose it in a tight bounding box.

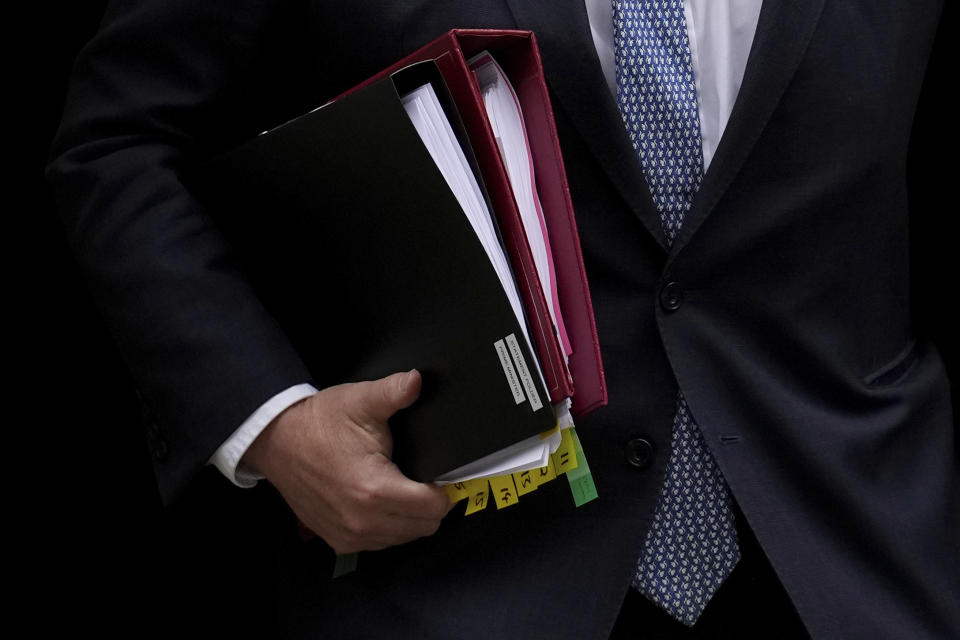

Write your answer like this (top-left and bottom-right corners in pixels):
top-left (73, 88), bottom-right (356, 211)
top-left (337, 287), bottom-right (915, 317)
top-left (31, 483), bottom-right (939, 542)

top-left (508, 32), bottom-right (607, 416)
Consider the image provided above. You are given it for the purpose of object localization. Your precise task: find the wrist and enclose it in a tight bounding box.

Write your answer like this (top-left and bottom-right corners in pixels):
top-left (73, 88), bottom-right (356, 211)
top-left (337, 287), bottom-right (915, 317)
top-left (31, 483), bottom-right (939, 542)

top-left (242, 395), bottom-right (306, 478)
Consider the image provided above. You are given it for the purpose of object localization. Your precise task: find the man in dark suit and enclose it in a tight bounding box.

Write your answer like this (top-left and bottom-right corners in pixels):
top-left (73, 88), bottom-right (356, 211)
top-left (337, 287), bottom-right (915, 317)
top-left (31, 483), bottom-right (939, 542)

top-left (47, 0), bottom-right (957, 637)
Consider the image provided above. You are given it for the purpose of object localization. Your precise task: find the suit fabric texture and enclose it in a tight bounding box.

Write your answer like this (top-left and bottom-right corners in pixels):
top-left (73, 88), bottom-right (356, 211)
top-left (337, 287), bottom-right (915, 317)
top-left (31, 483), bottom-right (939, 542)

top-left (47, 1), bottom-right (958, 638)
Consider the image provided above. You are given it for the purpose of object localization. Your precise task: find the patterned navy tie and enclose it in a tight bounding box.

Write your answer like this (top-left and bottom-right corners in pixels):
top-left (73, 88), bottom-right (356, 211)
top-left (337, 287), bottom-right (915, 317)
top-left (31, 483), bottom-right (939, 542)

top-left (612, 0), bottom-right (740, 626)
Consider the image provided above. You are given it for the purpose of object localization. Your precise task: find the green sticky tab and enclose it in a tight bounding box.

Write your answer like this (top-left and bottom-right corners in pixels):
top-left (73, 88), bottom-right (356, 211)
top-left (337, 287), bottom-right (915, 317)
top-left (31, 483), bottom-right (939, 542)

top-left (332, 553), bottom-right (358, 578)
top-left (569, 472), bottom-right (599, 507)
top-left (566, 428), bottom-right (598, 507)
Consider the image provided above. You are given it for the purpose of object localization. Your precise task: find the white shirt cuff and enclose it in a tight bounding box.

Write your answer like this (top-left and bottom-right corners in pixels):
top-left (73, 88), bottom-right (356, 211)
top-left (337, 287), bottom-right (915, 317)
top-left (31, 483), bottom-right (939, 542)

top-left (208, 383), bottom-right (319, 488)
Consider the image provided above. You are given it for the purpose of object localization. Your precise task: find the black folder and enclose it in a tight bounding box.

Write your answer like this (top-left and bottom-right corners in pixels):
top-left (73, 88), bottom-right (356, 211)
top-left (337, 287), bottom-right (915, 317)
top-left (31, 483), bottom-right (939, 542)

top-left (191, 62), bottom-right (555, 482)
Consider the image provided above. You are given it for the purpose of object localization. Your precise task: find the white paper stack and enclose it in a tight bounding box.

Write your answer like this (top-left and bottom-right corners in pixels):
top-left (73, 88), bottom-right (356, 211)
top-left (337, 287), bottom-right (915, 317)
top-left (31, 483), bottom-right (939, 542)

top-left (400, 78), bottom-right (572, 484)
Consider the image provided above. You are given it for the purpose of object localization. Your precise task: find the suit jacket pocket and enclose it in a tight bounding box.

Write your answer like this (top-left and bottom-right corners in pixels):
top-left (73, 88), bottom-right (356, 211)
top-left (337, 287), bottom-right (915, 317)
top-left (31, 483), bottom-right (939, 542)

top-left (863, 339), bottom-right (920, 387)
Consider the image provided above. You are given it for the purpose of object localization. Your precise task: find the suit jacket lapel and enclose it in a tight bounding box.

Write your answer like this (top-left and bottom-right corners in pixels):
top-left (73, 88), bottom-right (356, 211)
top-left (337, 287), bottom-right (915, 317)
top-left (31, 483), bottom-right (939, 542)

top-left (504, 0), bottom-right (670, 252)
top-left (507, 0), bottom-right (828, 261)
top-left (669, 0), bottom-right (827, 260)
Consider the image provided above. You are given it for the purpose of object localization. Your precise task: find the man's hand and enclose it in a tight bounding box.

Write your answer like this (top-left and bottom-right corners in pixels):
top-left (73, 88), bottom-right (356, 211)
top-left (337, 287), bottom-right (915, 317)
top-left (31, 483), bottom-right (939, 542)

top-left (243, 370), bottom-right (453, 554)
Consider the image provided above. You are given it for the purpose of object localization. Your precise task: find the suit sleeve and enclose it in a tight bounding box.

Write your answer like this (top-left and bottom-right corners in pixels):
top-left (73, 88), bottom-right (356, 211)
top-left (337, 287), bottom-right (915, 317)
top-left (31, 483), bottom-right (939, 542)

top-left (46, 0), bottom-right (315, 504)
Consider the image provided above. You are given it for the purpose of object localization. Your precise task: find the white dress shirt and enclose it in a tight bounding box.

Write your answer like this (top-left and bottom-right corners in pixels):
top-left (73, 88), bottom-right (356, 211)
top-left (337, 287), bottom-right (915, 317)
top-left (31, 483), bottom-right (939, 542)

top-left (586, 0), bottom-right (762, 170)
top-left (209, 0), bottom-right (763, 488)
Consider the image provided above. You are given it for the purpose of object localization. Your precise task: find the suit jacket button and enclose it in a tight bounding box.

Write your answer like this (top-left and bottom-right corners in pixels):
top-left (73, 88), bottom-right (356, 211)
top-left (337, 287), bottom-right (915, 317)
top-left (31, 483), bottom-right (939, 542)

top-left (659, 281), bottom-right (684, 312)
top-left (625, 437), bottom-right (655, 469)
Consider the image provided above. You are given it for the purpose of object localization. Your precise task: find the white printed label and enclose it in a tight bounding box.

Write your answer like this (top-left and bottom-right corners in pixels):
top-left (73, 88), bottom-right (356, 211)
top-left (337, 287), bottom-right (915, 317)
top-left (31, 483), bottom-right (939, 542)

top-left (495, 339), bottom-right (526, 405)
top-left (505, 333), bottom-right (543, 411)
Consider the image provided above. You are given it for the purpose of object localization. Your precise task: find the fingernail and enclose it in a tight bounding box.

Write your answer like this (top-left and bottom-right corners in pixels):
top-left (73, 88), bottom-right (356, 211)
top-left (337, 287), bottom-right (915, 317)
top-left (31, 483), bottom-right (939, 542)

top-left (399, 370), bottom-right (414, 393)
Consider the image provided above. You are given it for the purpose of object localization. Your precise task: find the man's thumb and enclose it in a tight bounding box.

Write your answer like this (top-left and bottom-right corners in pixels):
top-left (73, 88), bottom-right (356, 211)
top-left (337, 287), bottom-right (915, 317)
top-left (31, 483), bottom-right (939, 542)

top-left (363, 369), bottom-right (422, 421)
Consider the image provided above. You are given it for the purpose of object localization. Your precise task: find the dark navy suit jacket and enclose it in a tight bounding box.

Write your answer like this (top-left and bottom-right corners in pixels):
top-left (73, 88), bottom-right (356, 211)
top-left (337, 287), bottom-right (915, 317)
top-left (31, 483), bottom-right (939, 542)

top-left (47, 1), bottom-right (958, 637)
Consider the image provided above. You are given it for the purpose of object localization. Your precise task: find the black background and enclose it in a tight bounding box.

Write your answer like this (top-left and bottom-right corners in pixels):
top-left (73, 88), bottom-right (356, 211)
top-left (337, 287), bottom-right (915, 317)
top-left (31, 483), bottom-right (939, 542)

top-left (26, 2), bottom-right (284, 634)
top-left (24, 2), bottom-right (954, 635)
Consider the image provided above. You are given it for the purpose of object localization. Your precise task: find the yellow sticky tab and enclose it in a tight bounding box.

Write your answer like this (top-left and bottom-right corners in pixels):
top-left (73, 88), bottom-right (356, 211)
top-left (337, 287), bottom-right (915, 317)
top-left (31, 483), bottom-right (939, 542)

top-left (551, 428), bottom-right (579, 476)
top-left (539, 424), bottom-right (560, 440)
top-left (444, 482), bottom-right (469, 503)
top-left (536, 456), bottom-right (557, 485)
top-left (488, 475), bottom-right (520, 509)
top-left (512, 469), bottom-right (538, 496)
top-left (463, 478), bottom-right (489, 515)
